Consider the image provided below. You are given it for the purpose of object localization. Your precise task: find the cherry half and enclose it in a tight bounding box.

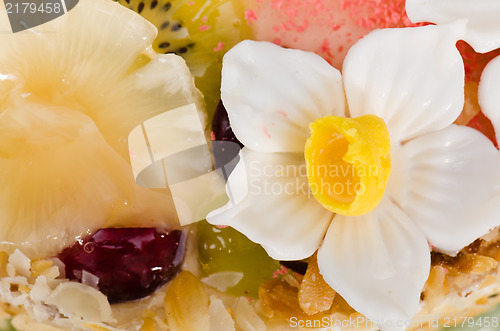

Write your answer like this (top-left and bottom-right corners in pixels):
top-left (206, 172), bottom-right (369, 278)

top-left (57, 227), bottom-right (185, 303)
top-left (211, 101), bottom-right (243, 178)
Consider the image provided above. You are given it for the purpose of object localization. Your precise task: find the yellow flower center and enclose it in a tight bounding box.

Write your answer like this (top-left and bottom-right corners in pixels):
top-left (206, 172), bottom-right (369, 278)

top-left (305, 115), bottom-right (392, 216)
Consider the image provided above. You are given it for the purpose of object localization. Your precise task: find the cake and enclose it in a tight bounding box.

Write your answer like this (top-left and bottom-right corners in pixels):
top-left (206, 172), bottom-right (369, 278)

top-left (1, 0), bottom-right (500, 330)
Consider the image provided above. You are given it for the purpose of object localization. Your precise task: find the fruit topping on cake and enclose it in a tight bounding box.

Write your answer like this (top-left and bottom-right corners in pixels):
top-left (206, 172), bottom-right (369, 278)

top-left (0, 0), bottom-right (202, 258)
top-left (246, 0), bottom-right (420, 69)
top-left (207, 23), bottom-right (500, 328)
top-left (58, 227), bottom-right (186, 303)
top-left (197, 221), bottom-right (280, 298)
top-left (4, 0), bottom-right (500, 329)
top-left (116, 0), bottom-right (251, 118)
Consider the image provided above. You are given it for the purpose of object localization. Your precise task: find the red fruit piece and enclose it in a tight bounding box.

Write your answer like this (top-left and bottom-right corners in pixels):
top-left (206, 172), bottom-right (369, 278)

top-left (211, 101), bottom-right (243, 146)
top-left (467, 112), bottom-right (498, 147)
top-left (211, 101), bottom-right (243, 176)
top-left (57, 227), bottom-right (185, 303)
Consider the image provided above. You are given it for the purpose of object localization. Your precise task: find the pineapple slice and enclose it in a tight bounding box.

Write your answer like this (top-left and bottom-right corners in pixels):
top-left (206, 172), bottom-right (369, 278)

top-left (0, 0), bottom-right (204, 258)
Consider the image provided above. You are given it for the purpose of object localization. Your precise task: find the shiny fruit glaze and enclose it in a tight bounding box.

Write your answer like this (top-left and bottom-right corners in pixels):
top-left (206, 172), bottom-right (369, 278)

top-left (58, 228), bottom-right (185, 303)
top-left (211, 101), bottom-right (243, 146)
top-left (211, 101), bottom-right (243, 175)
top-left (197, 221), bottom-right (280, 298)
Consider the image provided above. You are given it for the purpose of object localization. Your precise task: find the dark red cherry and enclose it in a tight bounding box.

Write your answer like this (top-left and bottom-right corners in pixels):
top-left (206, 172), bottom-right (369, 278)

top-left (57, 227), bottom-right (185, 303)
top-left (211, 100), bottom-right (243, 146)
top-left (211, 101), bottom-right (243, 176)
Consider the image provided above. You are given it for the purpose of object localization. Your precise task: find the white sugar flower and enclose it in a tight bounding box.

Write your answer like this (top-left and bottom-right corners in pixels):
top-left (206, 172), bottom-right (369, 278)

top-left (406, 0), bottom-right (500, 157)
top-left (207, 23), bottom-right (500, 330)
top-left (406, 0), bottom-right (500, 53)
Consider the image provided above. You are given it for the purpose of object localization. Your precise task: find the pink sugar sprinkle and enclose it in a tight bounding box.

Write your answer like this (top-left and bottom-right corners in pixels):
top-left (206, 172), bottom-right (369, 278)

top-left (245, 9), bottom-right (258, 24)
top-left (210, 131), bottom-right (215, 141)
top-left (273, 38), bottom-right (282, 45)
top-left (201, 15), bottom-right (208, 23)
top-left (273, 0), bottom-right (284, 10)
top-left (319, 38), bottom-right (334, 59)
top-left (286, 8), bottom-right (298, 17)
top-left (213, 42), bottom-right (225, 52)
top-left (199, 25), bottom-right (210, 31)
top-left (341, 0), bottom-right (421, 29)
top-left (272, 265), bottom-right (289, 278)
top-left (188, 1), bottom-right (194, 5)
top-left (215, 225), bottom-right (229, 229)
top-left (263, 127), bottom-right (271, 138)
top-left (276, 110), bottom-right (288, 117)
top-left (320, 38), bottom-right (331, 52)
top-left (330, 23), bottom-right (341, 31)
top-left (129, 150), bottom-right (136, 158)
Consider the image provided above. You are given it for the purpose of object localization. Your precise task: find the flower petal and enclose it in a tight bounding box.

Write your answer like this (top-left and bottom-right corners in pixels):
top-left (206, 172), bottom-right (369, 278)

top-left (388, 125), bottom-right (500, 253)
top-left (479, 55), bottom-right (500, 144)
top-left (207, 148), bottom-right (333, 260)
top-left (221, 40), bottom-right (346, 153)
top-left (406, 0), bottom-right (500, 53)
top-left (317, 199), bottom-right (430, 329)
top-left (343, 24), bottom-right (465, 144)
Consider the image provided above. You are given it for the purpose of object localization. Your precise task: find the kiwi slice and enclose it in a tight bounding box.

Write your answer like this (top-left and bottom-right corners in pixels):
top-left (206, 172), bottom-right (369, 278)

top-left (116, 0), bottom-right (252, 119)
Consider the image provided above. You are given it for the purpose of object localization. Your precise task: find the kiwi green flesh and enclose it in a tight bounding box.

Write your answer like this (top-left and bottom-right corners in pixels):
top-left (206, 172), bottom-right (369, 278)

top-left (116, 0), bottom-right (251, 120)
top-left (118, 0), bottom-right (197, 56)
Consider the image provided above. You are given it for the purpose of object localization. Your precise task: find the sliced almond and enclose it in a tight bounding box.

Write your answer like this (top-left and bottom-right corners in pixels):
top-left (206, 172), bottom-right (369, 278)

top-left (209, 295), bottom-right (235, 331)
top-left (164, 271), bottom-right (209, 331)
top-left (45, 282), bottom-right (113, 323)
top-left (31, 259), bottom-right (55, 278)
top-left (8, 249), bottom-right (31, 278)
top-left (201, 271), bottom-right (244, 292)
top-left (234, 297), bottom-right (265, 331)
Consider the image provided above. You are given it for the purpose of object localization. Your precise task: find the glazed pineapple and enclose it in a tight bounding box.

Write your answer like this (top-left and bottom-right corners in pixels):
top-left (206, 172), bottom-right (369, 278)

top-left (0, 0), bottom-right (203, 258)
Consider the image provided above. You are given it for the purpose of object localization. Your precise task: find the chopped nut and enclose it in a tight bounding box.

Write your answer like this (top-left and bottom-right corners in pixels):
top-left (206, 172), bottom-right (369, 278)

top-left (139, 310), bottom-right (156, 331)
top-left (423, 266), bottom-right (449, 306)
top-left (298, 254), bottom-right (335, 315)
top-left (8, 250), bottom-right (31, 278)
top-left (201, 271), bottom-right (244, 292)
top-left (463, 254), bottom-right (498, 274)
top-left (209, 296), bottom-right (235, 331)
top-left (233, 297), bottom-right (265, 331)
top-left (31, 259), bottom-right (54, 278)
top-left (45, 282), bottom-right (113, 323)
top-left (433, 252), bottom-right (498, 275)
top-left (253, 299), bottom-right (274, 319)
top-left (259, 278), bottom-right (306, 320)
top-left (259, 278), bottom-right (329, 324)
top-left (164, 271), bottom-right (209, 331)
